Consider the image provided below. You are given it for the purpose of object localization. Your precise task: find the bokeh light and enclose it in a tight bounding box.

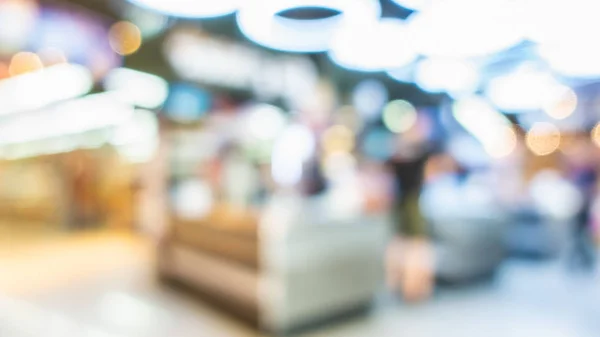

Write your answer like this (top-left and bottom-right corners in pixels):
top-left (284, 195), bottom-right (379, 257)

top-left (453, 96), bottom-right (516, 159)
top-left (8, 51), bottom-right (43, 77)
top-left (526, 122), bottom-right (561, 156)
top-left (322, 125), bottom-right (355, 155)
top-left (329, 18), bottom-right (418, 72)
top-left (543, 87), bottom-right (578, 120)
top-left (486, 67), bottom-right (566, 112)
top-left (484, 125), bottom-right (517, 158)
top-left (244, 104), bottom-right (287, 141)
top-left (352, 79), bottom-right (388, 120)
top-left (591, 122), bottom-right (600, 148)
top-left (382, 100), bottom-right (418, 134)
top-left (108, 21), bottom-right (142, 56)
top-left (414, 58), bottom-right (479, 97)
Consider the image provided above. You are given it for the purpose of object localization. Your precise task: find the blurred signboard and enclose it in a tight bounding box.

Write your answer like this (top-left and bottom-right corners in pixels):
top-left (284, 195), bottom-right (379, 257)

top-left (164, 28), bottom-right (319, 108)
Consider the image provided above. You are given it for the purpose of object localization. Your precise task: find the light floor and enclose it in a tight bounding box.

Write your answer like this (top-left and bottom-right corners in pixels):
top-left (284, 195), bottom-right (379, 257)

top-left (1, 231), bottom-right (599, 337)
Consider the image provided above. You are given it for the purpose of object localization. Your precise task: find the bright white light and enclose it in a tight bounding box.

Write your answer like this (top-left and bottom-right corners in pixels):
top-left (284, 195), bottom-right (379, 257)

top-left (104, 68), bottom-right (169, 109)
top-left (414, 58), bottom-right (479, 97)
top-left (278, 124), bottom-right (316, 161)
top-left (530, 170), bottom-right (583, 220)
top-left (0, 0), bottom-right (38, 53)
top-left (521, 0), bottom-right (600, 78)
top-left (125, 0), bottom-right (240, 18)
top-left (236, 0), bottom-right (381, 53)
top-left (113, 109), bottom-right (159, 163)
top-left (539, 44), bottom-right (600, 79)
top-left (244, 104), bottom-right (287, 141)
top-left (352, 79), bottom-right (388, 120)
top-left (328, 18), bottom-right (418, 71)
top-left (408, 0), bottom-right (525, 58)
top-left (0, 93), bottom-right (134, 145)
top-left (524, 0), bottom-right (600, 46)
top-left (271, 124), bottom-right (315, 187)
top-left (271, 141), bottom-right (303, 187)
top-left (453, 96), bottom-right (516, 158)
top-left (0, 63), bottom-right (93, 117)
top-left (172, 180), bottom-right (214, 219)
top-left (486, 67), bottom-right (567, 112)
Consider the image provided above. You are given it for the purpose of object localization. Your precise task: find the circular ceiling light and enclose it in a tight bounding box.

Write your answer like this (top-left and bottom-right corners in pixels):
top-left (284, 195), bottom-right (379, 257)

top-left (485, 67), bottom-right (567, 112)
top-left (328, 18), bottom-right (418, 72)
top-left (125, 0), bottom-right (240, 18)
top-left (236, 0), bottom-right (381, 53)
top-left (538, 43), bottom-right (600, 79)
top-left (408, 0), bottom-right (525, 58)
top-left (414, 58), bottom-right (479, 98)
top-left (524, 0), bottom-right (600, 46)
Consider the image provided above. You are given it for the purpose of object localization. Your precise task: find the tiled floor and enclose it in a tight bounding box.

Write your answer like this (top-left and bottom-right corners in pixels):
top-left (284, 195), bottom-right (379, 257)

top-left (1, 231), bottom-right (599, 337)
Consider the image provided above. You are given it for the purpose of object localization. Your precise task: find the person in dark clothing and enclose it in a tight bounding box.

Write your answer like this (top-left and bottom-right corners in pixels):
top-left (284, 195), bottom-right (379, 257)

top-left (564, 138), bottom-right (597, 271)
top-left (390, 148), bottom-right (432, 236)
top-left (569, 167), bottom-right (597, 270)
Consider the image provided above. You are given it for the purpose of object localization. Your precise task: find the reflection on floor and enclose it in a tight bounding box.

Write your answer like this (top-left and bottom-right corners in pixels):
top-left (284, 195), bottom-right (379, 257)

top-left (1, 231), bottom-right (599, 337)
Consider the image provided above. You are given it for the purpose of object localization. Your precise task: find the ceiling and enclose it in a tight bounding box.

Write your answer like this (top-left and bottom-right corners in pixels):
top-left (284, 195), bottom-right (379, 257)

top-left (42, 0), bottom-right (442, 106)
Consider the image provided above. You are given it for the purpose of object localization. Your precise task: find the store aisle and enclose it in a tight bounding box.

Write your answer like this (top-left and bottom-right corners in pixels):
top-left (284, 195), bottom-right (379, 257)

top-left (1, 232), bottom-right (599, 337)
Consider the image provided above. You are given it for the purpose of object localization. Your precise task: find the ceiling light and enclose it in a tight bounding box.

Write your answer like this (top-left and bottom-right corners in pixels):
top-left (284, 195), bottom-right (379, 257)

top-left (104, 68), bottom-right (169, 109)
top-left (328, 18), bottom-right (418, 71)
top-left (0, 93), bottom-right (133, 145)
top-left (0, 63), bottom-right (93, 117)
top-left (414, 58), bottom-right (479, 98)
top-left (485, 67), bottom-right (567, 112)
top-left (236, 0), bottom-right (381, 53)
top-left (408, 0), bottom-right (525, 58)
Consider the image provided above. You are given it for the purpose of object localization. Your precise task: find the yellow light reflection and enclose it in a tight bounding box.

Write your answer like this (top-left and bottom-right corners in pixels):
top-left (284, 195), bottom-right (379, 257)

top-left (544, 87), bottom-right (577, 120)
top-left (383, 99), bottom-right (417, 133)
top-left (108, 21), bottom-right (142, 56)
top-left (322, 125), bottom-right (355, 155)
top-left (485, 125), bottom-right (517, 158)
top-left (526, 122), bottom-right (561, 156)
top-left (8, 51), bottom-right (43, 77)
top-left (591, 122), bottom-right (600, 148)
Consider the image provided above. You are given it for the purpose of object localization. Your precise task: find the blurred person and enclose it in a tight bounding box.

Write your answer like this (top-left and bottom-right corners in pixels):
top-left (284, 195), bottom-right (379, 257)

top-left (385, 121), bottom-right (437, 302)
top-left (563, 137), bottom-right (597, 271)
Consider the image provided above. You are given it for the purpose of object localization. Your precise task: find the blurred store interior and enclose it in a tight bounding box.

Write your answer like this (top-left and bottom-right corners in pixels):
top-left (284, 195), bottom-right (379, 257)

top-left (1, 0), bottom-right (600, 336)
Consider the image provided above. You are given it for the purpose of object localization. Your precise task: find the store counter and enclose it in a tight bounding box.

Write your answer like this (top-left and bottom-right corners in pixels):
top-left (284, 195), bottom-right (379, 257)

top-left (158, 197), bottom-right (389, 333)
